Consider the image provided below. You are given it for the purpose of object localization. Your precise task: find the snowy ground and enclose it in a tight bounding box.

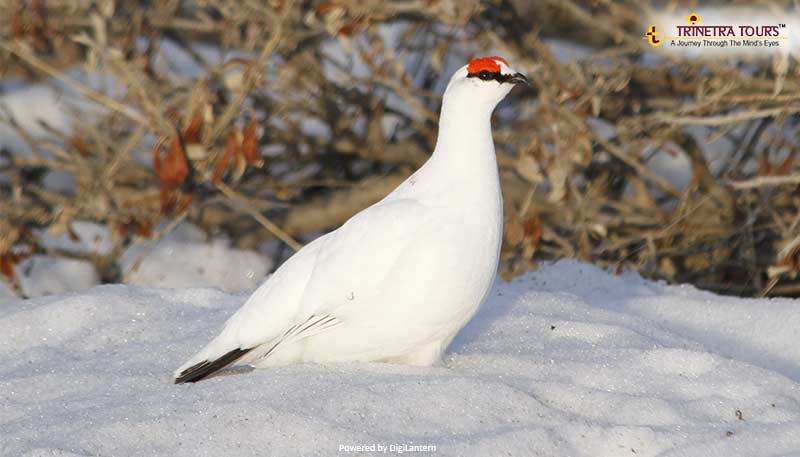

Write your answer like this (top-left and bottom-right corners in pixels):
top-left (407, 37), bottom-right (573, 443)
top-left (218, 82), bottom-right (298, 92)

top-left (2, 222), bottom-right (272, 300)
top-left (2, 260), bottom-right (799, 456)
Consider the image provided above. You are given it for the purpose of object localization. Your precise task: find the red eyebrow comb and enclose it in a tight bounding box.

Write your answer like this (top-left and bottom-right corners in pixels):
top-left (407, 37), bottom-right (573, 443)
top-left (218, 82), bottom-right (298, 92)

top-left (467, 56), bottom-right (509, 74)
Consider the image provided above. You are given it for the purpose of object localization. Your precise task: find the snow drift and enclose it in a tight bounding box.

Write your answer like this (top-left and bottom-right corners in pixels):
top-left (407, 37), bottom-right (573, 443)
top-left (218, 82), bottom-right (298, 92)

top-left (2, 260), bottom-right (799, 456)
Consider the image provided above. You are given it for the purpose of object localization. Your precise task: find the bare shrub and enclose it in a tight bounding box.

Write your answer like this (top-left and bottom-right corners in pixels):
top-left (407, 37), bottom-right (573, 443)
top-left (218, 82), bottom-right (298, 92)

top-left (1, 0), bottom-right (798, 297)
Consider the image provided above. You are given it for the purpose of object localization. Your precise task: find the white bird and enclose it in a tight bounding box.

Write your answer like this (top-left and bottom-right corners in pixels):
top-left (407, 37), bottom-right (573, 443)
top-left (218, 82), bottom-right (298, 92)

top-left (174, 56), bottom-right (528, 383)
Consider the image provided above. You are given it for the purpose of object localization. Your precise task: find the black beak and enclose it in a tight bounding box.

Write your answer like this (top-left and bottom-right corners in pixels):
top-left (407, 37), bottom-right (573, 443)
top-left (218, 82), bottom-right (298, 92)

top-left (508, 72), bottom-right (530, 85)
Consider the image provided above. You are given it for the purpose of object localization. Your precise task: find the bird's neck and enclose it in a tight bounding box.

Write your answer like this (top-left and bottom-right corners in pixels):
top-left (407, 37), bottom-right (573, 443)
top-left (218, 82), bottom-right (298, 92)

top-left (429, 97), bottom-right (498, 184)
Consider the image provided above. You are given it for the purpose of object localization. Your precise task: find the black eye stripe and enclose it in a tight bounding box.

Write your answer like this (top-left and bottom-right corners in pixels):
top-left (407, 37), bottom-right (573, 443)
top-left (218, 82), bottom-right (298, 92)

top-left (466, 71), bottom-right (515, 83)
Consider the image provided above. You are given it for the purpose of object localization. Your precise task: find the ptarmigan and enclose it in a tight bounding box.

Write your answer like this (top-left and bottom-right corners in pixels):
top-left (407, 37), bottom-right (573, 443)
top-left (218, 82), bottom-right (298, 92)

top-left (175, 56), bottom-right (528, 383)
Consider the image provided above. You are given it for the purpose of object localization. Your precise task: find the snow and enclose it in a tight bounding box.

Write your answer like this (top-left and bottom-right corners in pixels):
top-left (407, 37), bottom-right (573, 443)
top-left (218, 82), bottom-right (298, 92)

top-left (121, 238), bottom-right (271, 292)
top-left (34, 221), bottom-right (114, 257)
top-left (0, 222), bottom-right (272, 303)
top-left (0, 280), bottom-right (16, 302)
top-left (119, 223), bottom-right (272, 293)
top-left (2, 259), bottom-right (799, 456)
top-left (14, 255), bottom-right (100, 299)
top-left (0, 83), bottom-right (70, 155)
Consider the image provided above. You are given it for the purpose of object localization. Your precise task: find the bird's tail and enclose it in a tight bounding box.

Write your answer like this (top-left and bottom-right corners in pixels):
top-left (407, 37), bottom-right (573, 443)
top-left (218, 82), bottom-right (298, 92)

top-left (174, 347), bottom-right (252, 384)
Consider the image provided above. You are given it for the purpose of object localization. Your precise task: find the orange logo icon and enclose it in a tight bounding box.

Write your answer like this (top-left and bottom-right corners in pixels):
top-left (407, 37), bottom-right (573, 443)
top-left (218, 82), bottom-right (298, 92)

top-left (685, 12), bottom-right (702, 25)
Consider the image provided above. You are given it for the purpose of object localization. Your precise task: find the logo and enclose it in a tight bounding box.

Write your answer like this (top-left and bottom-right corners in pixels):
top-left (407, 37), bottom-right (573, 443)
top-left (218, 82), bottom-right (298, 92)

top-left (685, 13), bottom-right (702, 25)
top-left (642, 9), bottom-right (791, 53)
top-left (642, 25), bottom-right (662, 46)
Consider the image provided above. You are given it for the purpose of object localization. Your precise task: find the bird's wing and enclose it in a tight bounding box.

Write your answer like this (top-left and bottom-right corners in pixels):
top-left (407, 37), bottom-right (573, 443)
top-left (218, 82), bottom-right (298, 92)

top-left (174, 198), bottom-right (434, 381)
top-left (294, 198), bottom-right (439, 317)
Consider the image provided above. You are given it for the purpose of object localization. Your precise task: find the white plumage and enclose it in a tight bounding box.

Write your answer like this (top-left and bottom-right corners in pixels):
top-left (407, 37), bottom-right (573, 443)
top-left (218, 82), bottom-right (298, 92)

top-left (175, 56), bottom-right (527, 383)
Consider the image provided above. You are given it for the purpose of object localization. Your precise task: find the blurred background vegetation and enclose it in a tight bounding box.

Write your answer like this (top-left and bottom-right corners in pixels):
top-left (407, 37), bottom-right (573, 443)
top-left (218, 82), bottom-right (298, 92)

top-left (1, 0), bottom-right (799, 299)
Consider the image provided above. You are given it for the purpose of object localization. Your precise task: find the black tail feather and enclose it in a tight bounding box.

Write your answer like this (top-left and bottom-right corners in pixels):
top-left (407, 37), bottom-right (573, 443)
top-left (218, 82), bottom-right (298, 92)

top-left (174, 347), bottom-right (252, 384)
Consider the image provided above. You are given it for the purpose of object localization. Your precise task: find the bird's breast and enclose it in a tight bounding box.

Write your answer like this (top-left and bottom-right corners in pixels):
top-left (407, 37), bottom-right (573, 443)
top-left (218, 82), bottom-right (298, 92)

top-left (422, 191), bottom-right (503, 308)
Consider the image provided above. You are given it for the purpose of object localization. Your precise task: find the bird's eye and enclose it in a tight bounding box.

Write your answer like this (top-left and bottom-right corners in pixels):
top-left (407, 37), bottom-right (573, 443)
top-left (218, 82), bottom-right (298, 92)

top-left (478, 70), bottom-right (491, 80)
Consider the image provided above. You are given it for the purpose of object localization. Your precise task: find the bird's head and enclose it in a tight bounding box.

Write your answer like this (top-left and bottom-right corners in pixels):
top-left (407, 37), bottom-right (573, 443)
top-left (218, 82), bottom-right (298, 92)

top-left (444, 56), bottom-right (529, 109)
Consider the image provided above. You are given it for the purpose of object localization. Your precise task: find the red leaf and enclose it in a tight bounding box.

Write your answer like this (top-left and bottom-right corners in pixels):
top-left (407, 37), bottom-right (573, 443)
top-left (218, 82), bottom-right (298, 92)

top-left (153, 135), bottom-right (190, 213)
top-left (212, 132), bottom-right (237, 184)
top-left (177, 193), bottom-right (193, 212)
top-left (242, 118), bottom-right (259, 164)
top-left (0, 253), bottom-right (15, 280)
top-left (162, 137), bottom-right (189, 186)
top-left (183, 110), bottom-right (203, 143)
top-left (152, 136), bottom-right (167, 176)
top-left (134, 220), bottom-right (153, 238)
top-left (160, 187), bottom-right (174, 214)
top-left (523, 216), bottom-right (542, 245)
top-left (315, 1), bottom-right (340, 16)
top-left (69, 134), bottom-right (91, 155)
